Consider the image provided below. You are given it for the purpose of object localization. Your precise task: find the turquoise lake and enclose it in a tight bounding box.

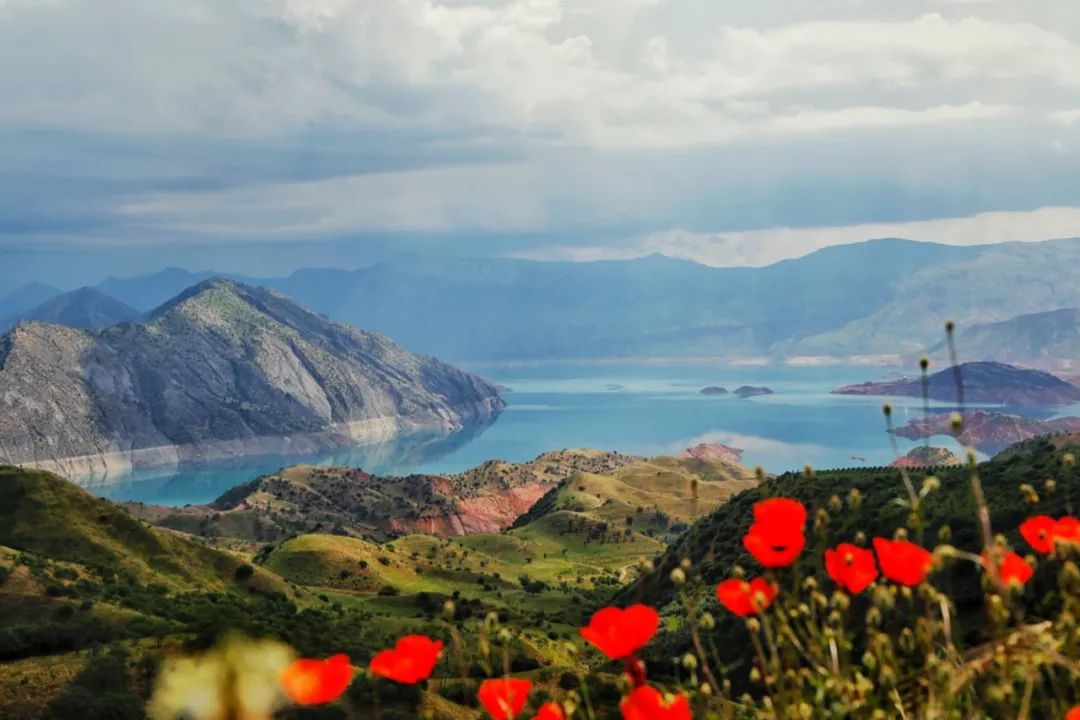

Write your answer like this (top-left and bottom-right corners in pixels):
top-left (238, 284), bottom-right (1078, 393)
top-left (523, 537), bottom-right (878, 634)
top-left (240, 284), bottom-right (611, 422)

top-left (86, 362), bottom-right (978, 506)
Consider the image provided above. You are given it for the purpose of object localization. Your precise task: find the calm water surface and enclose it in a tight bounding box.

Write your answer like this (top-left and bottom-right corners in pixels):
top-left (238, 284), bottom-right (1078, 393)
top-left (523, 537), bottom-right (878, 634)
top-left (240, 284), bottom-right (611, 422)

top-left (87, 362), bottom-right (977, 506)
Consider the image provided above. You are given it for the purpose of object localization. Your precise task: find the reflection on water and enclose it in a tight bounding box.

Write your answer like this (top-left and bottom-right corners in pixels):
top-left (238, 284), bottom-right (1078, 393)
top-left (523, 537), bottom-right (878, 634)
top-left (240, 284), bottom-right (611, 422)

top-left (85, 362), bottom-right (1074, 508)
top-left (86, 414), bottom-right (499, 506)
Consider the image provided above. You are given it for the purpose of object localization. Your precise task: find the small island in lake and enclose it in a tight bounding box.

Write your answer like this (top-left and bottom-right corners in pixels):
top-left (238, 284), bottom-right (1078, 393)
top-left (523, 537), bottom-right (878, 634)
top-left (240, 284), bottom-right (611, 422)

top-left (734, 385), bottom-right (774, 398)
top-left (699, 386), bottom-right (728, 395)
top-left (833, 361), bottom-right (1080, 406)
top-left (890, 445), bottom-right (962, 469)
top-left (889, 409), bottom-right (1080, 454)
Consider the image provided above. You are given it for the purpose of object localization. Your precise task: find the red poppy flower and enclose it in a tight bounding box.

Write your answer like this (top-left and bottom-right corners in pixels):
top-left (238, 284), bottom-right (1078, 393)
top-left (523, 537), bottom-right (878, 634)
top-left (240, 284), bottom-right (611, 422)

top-left (534, 702), bottom-right (565, 720)
top-left (478, 678), bottom-right (533, 720)
top-left (716, 578), bottom-right (778, 617)
top-left (982, 550), bottom-right (1033, 588)
top-left (579, 604), bottom-right (660, 660)
top-left (370, 635), bottom-right (444, 684)
top-left (280, 654), bottom-right (353, 705)
top-left (825, 543), bottom-right (878, 594)
top-left (1020, 515), bottom-right (1056, 553)
top-left (620, 686), bottom-right (692, 720)
top-left (742, 497), bottom-right (807, 568)
top-left (1055, 516), bottom-right (1080, 545)
top-left (1066, 705), bottom-right (1080, 720)
top-left (873, 537), bottom-right (934, 587)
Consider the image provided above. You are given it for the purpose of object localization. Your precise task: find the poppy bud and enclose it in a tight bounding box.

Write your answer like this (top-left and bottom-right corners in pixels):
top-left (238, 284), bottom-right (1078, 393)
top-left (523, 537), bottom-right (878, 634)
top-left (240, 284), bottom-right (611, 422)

top-left (700, 682), bottom-right (713, 696)
top-left (1019, 484), bottom-right (1039, 504)
top-left (680, 558), bottom-right (692, 571)
top-left (1046, 479), bottom-right (1057, 494)
top-left (670, 568), bottom-right (686, 586)
top-left (938, 525), bottom-right (952, 543)
top-left (848, 488), bottom-right (863, 510)
top-left (699, 612), bottom-right (715, 631)
top-left (1064, 452), bottom-right (1076, 467)
top-left (920, 476), bottom-right (940, 496)
top-left (682, 653), bottom-right (698, 671)
top-left (829, 495), bottom-right (842, 513)
top-left (443, 600), bottom-right (456, 619)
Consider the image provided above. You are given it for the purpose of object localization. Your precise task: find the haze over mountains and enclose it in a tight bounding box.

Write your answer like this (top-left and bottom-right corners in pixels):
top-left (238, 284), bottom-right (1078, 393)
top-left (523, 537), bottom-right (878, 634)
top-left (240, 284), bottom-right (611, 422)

top-left (5, 236), bottom-right (1080, 365)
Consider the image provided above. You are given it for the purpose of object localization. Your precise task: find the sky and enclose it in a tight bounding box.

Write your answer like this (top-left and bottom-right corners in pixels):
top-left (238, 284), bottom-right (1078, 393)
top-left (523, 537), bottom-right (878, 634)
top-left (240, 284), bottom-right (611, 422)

top-left (2, 0), bottom-right (1080, 284)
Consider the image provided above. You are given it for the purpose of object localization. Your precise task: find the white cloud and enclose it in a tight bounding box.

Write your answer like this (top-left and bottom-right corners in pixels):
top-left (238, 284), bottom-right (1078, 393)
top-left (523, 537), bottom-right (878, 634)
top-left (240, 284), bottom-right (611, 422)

top-left (1, 2), bottom-right (1078, 147)
top-left (2, 1), bottom-right (1080, 254)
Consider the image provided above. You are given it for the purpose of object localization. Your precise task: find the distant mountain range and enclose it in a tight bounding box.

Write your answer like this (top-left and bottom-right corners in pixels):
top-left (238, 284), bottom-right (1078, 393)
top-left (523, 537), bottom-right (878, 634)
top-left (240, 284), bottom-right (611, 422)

top-left (4, 236), bottom-right (1080, 362)
top-left (939, 307), bottom-right (1080, 367)
top-left (0, 279), bottom-right (502, 478)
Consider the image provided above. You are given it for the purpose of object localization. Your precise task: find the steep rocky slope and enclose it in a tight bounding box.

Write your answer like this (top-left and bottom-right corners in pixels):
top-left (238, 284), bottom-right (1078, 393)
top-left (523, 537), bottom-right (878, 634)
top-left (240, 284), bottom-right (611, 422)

top-left (833, 361), bottom-right (1080, 406)
top-left (0, 279), bottom-right (503, 478)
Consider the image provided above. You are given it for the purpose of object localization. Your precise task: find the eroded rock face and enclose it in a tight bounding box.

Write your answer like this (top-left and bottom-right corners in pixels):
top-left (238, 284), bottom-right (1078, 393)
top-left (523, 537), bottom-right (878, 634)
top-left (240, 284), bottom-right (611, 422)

top-left (0, 279), bottom-right (503, 476)
top-left (127, 449), bottom-right (645, 541)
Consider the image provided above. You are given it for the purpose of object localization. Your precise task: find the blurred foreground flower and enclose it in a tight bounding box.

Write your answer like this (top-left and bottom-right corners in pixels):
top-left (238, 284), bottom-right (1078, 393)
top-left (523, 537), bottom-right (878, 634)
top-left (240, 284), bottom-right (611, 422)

top-left (148, 636), bottom-right (295, 720)
top-left (619, 685), bottom-right (692, 720)
top-left (579, 604), bottom-right (660, 660)
top-left (534, 701), bottom-right (566, 719)
top-left (716, 578), bottom-right (777, 616)
top-left (742, 497), bottom-right (807, 568)
top-left (825, 543), bottom-right (878, 594)
top-left (478, 678), bottom-right (533, 719)
top-left (983, 550), bottom-right (1034, 588)
top-left (370, 634), bottom-right (443, 684)
top-left (1021, 515), bottom-right (1056, 553)
top-left (1021, 514), bottom-right (1080, 553)
top-left (280, 654), bottom-right (353, 705)
top-left (873, 537), bottom-right (933, 586)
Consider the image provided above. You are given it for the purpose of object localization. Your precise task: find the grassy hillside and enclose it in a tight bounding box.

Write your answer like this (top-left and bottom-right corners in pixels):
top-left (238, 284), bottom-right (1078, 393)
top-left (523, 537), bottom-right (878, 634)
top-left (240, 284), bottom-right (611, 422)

top-left (126, 450), bottom-right (644, 543)
top-left (0, 466), bottom-right (284, 592)
top-left (623, 435), bottom-right (1080, 681)
top-left (0, 452), bottom-right (749, 718)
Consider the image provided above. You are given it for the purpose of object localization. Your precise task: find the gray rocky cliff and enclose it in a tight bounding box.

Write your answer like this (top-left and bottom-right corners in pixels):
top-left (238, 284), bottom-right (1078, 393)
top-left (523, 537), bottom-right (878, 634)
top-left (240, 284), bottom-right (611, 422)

top-left (0, 279), bottom-right (503, 478)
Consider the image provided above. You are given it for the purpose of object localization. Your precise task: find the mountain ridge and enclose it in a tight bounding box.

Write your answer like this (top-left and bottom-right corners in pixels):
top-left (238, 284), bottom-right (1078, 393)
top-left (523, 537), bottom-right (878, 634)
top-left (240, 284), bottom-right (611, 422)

top-left (0, 279), bottom-right (503, 479)
top-left (28, 236), bottom-right (1072, 363)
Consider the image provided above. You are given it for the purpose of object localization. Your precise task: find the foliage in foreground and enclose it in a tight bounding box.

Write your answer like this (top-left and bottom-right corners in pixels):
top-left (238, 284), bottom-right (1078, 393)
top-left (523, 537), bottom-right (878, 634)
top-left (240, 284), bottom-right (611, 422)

top-left (147, 440), bottom-right (1080, 719)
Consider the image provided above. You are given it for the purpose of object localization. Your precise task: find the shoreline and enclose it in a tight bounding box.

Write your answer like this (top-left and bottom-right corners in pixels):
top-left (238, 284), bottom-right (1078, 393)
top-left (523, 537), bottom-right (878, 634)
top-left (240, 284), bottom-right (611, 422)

top-left (13, 397), bottom-right (504, 486)
top-left (464, 354), bottom-right (905, 370)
